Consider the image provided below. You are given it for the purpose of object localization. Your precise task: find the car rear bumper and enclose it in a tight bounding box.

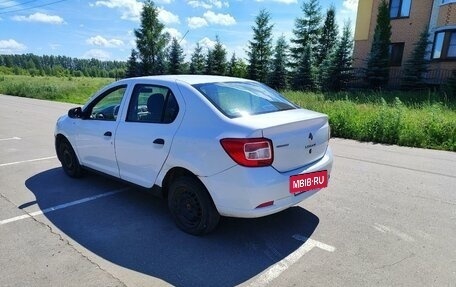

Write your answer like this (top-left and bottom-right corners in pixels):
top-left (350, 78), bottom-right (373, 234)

top-left (199, 146), bottom-right (333, 218)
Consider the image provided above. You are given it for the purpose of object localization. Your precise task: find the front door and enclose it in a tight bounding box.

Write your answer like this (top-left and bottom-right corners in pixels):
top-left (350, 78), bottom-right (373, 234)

top-left (75, 84), bottom-right (127, 177)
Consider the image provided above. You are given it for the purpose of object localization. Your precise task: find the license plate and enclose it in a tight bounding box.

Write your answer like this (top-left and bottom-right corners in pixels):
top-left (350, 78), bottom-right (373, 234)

top-left (289, 170), bottom-right (328, 194)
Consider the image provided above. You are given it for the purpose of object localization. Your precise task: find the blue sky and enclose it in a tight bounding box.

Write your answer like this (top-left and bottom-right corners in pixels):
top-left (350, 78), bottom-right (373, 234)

top-left (0, 0), bottom-right (359, 62)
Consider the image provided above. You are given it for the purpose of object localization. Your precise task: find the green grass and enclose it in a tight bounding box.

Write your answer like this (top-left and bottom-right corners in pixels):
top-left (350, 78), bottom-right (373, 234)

top-left (0, 75), bottom-right (113, 104)
top-left (0, 75), bottom-right (454, 151)
top-left (284, 91), bottom-right (456, 151)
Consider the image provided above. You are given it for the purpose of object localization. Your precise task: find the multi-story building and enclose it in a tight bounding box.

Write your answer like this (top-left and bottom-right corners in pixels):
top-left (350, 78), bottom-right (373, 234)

top-left (353, 0), bottom-right (456, 84)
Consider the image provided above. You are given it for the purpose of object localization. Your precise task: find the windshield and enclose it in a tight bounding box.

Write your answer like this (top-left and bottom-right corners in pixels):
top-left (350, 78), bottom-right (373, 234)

top-left (193, 81), bottom-right (298, 118)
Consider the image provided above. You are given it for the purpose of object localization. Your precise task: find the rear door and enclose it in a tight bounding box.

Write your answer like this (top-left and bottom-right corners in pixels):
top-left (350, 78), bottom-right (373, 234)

top-left (115, 83), bottom-right (181, 188)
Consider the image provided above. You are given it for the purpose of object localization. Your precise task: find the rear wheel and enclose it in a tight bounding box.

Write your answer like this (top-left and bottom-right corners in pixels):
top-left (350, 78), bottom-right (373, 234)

top-left (168, 176), bottom-right (220, 235)
top-left (57, 139), bottom-right (83, 178)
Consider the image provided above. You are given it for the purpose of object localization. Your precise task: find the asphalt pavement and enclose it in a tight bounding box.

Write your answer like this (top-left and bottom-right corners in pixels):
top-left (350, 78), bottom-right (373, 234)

top-left (1, 94), bottom-right (455, 286)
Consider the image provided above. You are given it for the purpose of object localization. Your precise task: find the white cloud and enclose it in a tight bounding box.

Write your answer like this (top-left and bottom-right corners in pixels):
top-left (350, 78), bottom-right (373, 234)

top-left (158, 7), bottom-right (180, 24)
top-left (203, 11), bottom-right (236, 26)
top-left (187, 0), bottom-right (228, 9)
top-left (94, 0), bottom-right (143, 21)
top-left (12, 12), bottom-right (64, 24)
top-left (343, 0), bottom-right (359, 12)
top-left (164, 28), bottom-right (181, 39)
top-left (49, 44), bottom-right (61, 50)
top-left (82, 49), bottom-right (111, 60)
top-left (86, 35), bottom-right (124, 48)
top-left (339, 0), bottom-right (359, 34)
top-left (0, 39), bottom-right (26, 53)
top-left (187, 17), bottom-right (208, 29)
top-left (156, 0), bottom-right (173, 3)
top-left (198, 37), bottom-right (217, 50)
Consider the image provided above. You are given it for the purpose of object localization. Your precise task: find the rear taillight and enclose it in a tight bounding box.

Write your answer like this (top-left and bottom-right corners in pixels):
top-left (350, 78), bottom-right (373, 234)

top-left (220, 138), bottom-right (273, 167)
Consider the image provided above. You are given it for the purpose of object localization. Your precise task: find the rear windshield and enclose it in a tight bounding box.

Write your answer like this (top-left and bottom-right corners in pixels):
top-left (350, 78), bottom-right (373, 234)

top-left (193, 81), bottom-right (298, 118)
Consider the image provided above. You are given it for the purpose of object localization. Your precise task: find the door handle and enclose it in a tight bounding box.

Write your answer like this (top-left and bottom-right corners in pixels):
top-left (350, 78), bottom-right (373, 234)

top-left (153, 138), bottom-right (165, 145)
top-left (104, 131), bottom-right (112, 137)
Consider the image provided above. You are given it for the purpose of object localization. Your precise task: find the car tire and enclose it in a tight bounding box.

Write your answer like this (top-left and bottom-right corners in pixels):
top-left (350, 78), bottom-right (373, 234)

top-left (57, 139), bottom-right (83, 178)
top-left (168, 176), bottom-right (220, 235)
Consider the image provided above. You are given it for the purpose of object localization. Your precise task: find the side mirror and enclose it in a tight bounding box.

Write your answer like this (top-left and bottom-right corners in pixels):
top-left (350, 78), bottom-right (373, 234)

top-left (68, 107), bottom-right (83, 119)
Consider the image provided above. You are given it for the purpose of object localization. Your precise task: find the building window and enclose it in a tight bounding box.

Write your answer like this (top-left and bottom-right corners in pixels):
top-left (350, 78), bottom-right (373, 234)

top-left (390, 43), bottom-right (405, 66)
top-left (432, 30), bottom-right (456, 60)
top-left (390, 0), bottom-right (412, 19)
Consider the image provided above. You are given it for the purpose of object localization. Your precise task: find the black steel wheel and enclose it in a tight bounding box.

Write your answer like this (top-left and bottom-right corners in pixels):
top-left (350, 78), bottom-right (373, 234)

top-left (168, 176), bottom-right (220, 235)
top-left (57, 139), bottom-right (83, 178)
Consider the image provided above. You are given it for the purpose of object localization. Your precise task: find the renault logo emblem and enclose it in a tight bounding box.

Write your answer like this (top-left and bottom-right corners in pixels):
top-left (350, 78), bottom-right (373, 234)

top-left (309, 132), bottom-right (313, 141)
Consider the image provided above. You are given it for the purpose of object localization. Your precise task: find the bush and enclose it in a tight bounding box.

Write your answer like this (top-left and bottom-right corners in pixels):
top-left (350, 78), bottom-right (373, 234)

top-left (284, 90), bottom-right (456, 151)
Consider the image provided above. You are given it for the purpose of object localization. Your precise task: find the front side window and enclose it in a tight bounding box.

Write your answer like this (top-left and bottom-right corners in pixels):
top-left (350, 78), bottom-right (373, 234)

top-left (86, 85), bottom-right (127, 121)
top-left (432, 30), bottom-right (456, 60)
top-left (126, 84), bottom-right (179, 124)
top-left (390, 0), bottom-right (412, 19)
top-left (442, 0), bottom-right (456, 4)
top-left (193, 81), bottom-right (297, 118)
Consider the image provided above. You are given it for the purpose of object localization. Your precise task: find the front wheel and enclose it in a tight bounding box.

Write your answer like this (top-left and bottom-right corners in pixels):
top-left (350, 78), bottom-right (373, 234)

top-left (57, 139), bottom-right (83, 178)
top-left (168, 176), bottom-right (220, 235)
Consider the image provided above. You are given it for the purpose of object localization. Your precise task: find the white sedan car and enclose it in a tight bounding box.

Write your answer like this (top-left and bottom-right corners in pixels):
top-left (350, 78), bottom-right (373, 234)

top-left (55, 75), bottom-right (333, 235)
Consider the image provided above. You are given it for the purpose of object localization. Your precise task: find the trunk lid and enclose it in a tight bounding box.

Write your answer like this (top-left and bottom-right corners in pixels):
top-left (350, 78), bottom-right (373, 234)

top-left (232, 109), bottom-right (330, 173)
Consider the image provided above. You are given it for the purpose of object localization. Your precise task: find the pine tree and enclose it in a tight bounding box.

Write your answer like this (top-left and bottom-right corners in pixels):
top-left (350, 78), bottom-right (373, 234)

top-left (290, 0), bottom-right (322, 90)
top-left (315, 5), bottom-right (338, 68)
top-left (401, 26), bottom-right (430, 90)
top-left (293, 43), bottom-right (316, 91)
top-left (211, 36), bottom-right (227, 75)
top-left (228, 53), bottom-right (237, 76)
top-left (189, 43), bottom-right (205, 74)
top-left (366, 0), bottom-right (391, 89)
top-left (246, 9), bottom-right (274, 83)
top-left (269, 35), bottom-right (289, 91)
top-left (322, 21), bottom-right (354, 91)
top-left (227, 53), bottom-right (247, 78)
top-left (126, 49), bottom-right (139, 78)
top-left (205, 49), bottom-right (214, 75)
top-left (167, 38), bottom-right (185, 74)
top-left (134, 0), bottom-right (169, 75)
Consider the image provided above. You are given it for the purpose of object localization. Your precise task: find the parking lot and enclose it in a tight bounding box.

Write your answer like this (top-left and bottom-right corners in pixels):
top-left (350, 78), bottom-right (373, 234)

top-left (1, 94), bottom-right (455, 286)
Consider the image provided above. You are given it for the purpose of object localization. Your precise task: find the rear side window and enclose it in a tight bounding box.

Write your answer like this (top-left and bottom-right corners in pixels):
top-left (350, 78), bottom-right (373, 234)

top-left (193, 81), bottom-right (297, 118)
top-left (126, 84), bottom-right (179, 124)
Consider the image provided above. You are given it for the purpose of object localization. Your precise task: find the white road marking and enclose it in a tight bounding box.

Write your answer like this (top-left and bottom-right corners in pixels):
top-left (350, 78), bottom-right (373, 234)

top-left (0, 137), bottom-right (21, 141)
top-left (248, 235), bottom-right (335, 287)
top-left (0, 188), bottom-right (129, 225)
top-left (0, 156), bottom-right (57, 167)
top-left (373, 223), bottom-right (415, 242)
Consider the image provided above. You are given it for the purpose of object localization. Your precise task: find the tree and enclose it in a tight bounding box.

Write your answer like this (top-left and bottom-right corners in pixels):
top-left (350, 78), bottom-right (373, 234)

top-left (246, 9), bottom-right (274, 83)
top-left (126, 49), bottom-right (139, 78)
top-left (227, 53), bottom-right (247, 78)
top-left (290, 0), bottom-right (322, 90)
top-left (134, 0), bottom-right (169, 75)
top-left (205, 49), bottom-right (214, 75)
top-left (321, 21), bottom-right (354, 91)
top-left (189, 43), bottom-right (206, 74)
top-left (269, 35), bottom-right (289, 91)
top-left (167, 38), bottom-right (185, 74)
top-left (293, 43), bottom-right (316, 90)
top-left (315, 5), bottom-right (338, 68)
top-left (365, 0), bottom-right (391, 89)
top-left (211, 36), bottom-right (227, 75)
top-left (401, 26), bottom-right (431, 89)
top-left (227, 53), bottom-right (237, 77)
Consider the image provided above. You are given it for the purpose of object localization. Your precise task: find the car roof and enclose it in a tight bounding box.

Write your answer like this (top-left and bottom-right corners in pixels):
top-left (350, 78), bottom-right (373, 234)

top-left (125, 75), bottom-right (252, 85)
